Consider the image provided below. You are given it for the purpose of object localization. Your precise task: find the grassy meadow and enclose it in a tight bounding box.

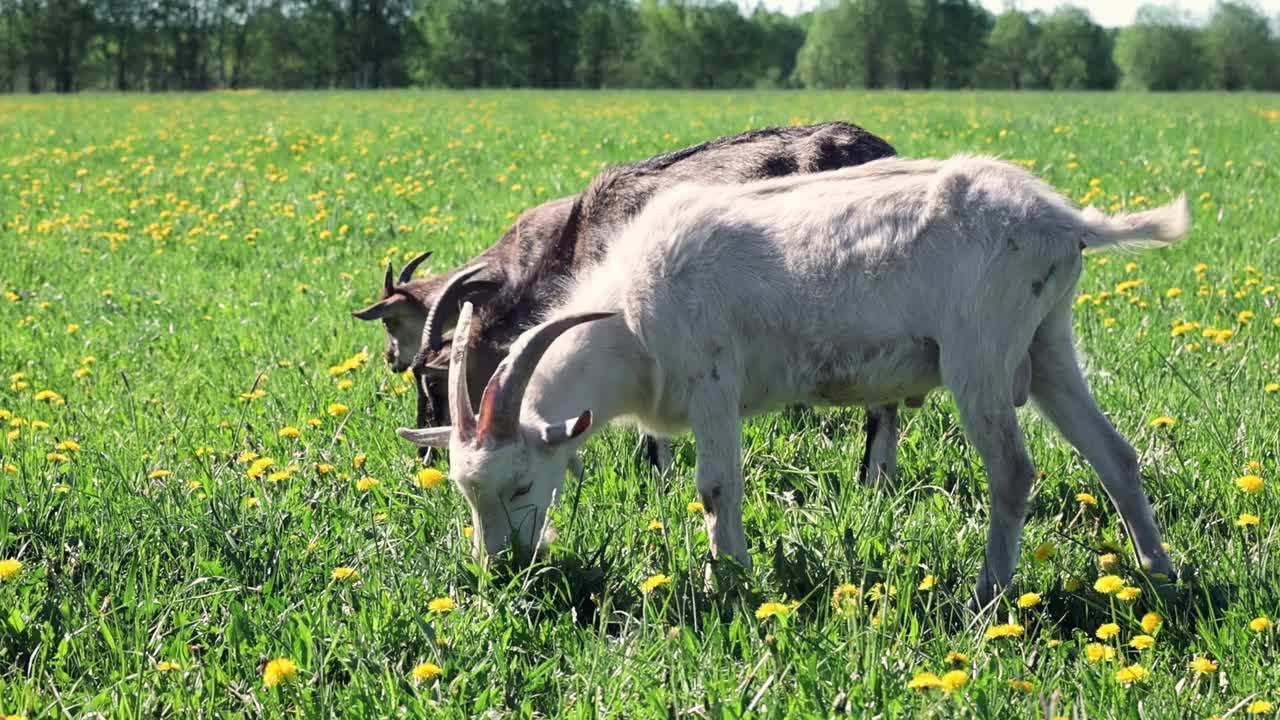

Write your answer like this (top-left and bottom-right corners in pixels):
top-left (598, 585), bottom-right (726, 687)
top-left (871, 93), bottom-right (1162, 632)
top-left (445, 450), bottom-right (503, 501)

top-left (1, 90), bottom-right (1279, 718)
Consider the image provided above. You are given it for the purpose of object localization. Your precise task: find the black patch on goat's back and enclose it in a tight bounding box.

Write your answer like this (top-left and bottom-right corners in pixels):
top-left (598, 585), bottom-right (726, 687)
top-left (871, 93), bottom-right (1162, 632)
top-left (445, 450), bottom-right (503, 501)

top-left (762, 153), bottom-right (799, 177)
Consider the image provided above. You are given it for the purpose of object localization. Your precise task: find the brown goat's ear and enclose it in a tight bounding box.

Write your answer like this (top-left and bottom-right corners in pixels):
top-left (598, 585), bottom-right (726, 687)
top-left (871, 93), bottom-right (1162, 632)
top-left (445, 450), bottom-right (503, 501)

top-left (351, 294), bottom-right (406, 321)
top-left (541, 410), bottom-right (592, 447)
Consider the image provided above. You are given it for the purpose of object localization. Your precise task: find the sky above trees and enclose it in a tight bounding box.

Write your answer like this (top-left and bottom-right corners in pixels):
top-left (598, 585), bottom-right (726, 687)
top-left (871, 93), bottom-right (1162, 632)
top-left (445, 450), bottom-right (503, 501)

top-left (756, 0), bottom-right (1264, 26)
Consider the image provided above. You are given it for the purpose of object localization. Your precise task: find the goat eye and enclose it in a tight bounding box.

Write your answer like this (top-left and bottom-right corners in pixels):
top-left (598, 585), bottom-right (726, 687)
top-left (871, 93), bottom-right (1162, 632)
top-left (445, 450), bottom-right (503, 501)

top-left (511, 482), bottom-right (533, 500)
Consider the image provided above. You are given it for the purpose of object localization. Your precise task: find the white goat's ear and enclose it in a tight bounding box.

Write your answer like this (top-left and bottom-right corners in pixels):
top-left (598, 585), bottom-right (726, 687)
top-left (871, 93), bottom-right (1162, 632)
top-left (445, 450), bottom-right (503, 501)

top-left (540, 411), bottom-right (592, 447)
top-left (397, 426), bottom-right (452, 448)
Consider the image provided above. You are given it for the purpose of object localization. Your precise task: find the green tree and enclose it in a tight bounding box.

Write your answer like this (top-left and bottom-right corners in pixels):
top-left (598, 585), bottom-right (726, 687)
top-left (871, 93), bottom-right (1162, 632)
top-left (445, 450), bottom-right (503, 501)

top-left (1202, 1), bottom-right (1277, 90)
top-left (916, 0), bottom-right (991, 88)
top-left (1114, 4), bottom-right (1205, 90)
top-left (1036, 5), bottom-right (1116, 89)
top-left (980, 9), bottom-right (1039, 88)
top-left (794, 0), bottom-right (917, 89)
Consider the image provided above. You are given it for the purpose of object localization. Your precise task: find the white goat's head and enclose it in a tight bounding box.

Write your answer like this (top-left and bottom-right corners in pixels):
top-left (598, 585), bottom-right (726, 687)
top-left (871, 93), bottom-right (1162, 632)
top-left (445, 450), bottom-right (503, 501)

top-left (397, 303), bottom-right (608, 561)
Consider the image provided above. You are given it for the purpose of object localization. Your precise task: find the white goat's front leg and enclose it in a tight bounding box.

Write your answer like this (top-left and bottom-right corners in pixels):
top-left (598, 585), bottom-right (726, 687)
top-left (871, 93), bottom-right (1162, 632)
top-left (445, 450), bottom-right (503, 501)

top-left (945, 359), bottom-right (1036, 608)
top-left (689, 387), bottom-right (750, 569)
top-left (1029, 306), bottom-right (1174, 579)
top-left (859, 404), bottom-right (898, 484)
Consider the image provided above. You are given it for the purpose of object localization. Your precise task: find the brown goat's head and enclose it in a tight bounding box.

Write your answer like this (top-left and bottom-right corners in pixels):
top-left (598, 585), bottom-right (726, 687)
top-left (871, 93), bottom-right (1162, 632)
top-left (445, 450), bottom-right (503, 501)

top-left (352, 253), bottom-right (501, 374)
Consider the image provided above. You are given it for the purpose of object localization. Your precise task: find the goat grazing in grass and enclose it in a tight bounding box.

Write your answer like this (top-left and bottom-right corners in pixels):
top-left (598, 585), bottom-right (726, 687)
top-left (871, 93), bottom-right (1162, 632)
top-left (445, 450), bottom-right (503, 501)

top-left (357, 121), bottom-right (900, 473)
top-left (399, 155), bottom-right (1188, 606)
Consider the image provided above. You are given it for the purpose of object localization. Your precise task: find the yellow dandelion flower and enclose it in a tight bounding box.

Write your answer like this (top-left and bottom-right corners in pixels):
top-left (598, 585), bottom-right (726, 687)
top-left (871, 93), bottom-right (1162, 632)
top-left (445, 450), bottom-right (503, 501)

top-left (279, 426), bottom-right (301, 439)
top-left (263, 657), bottom-right (297, 687)
top-left (1188, 657), bottom-right (1217, 674)
top-left (336, 379), bottom-right (353, 391)
top-left (1033, 542), bottom-right (1055, 562)
top-left (245, 496), bottom-right (259, 508)
top-left (0, 558), bottom-right (22, 580)
top-left (1150, 415), bottom-right (1176, 428)
top-left (1096, 623), bottom-right (1121, 640)
top-left (1114, 664), bottom-right (1149, 685)
top-left (907, 672), bottom-right (943, 690)
top-left (306, 417), bottom-right (323, 427)
top-left (353, 453), bottom-right (366, 468)
top-left (1094, 575), bottom-right (1125, 594)
top-left (1076, 492), bottom-right (1098, 506)
top-left (155, 660), bottom-right (181, 672)
top-left (1238, 310), bottom-right (1255, 324)
top-left (1249, 616), bottom-right (1271, 633)
top-left (355, 477), bottom-right (380, 492)
top-left (428, 597), bottom-right (456, 614)
top-left (1008, 679), bottom-right (1035, 692)
top-left (53, 483), bottom-right (70, 493)
top-left (412, 661), bottom-right (442, 682)
top-left (1237, 513), bottom-right (1261, 527)
top-left (940, 669), bottom-right (968, 693)
top-left (1266, 383), bottom-right (1280, 393)
top-left (416, 468), bottom-right (445, 489)
top-left (1235, 475), bottom-right (1264, 493)
top-left (56, 439), bottom-right (80, 452)
top-left (237, 450), bottom-right (259, 463)
top-left (45, 452), bottom-right (69, 463)
top-left (944, 651), bottom-right (969, 665)
top-left (462, 526), bottom-right (474, 539)
top-left (315, 463), bottom-right (335, 474)
top-left (1116, 586), bottom-right (1142, 601)
top-left (1166, 287), bottom-right (1183, 298)
top-left (331, 567), bottom-right (359, 582)
top-left (984, 623), bottom-right (1025, 640)
top-left (240, 389), bottom-right (265, 401)
top-left (1247, 701), bottom-right (1274, 715)
top-left (327, 403), bottom-right (349, 416)
top-left (33, 390), bottom-right (62, 403)
top-left (640, 573), bottom-right (672, 593)
top-left (1085, 642), bottom-right (1115, 663)
top-left (1017, 592), bottom-right (1041, 609)
top-left (247, 458), bottom-right (275, 478)
top-left (918, 575), bottom-right (936, 591)
top-left (147, 469), bottom-right (170, 479)
top-left (686, 501), bottom-right (704, 513)
top-left (832, 583), bottom-right (860, 613)
top-left (1141, 612), bottom-right (1163, 633)
top-left (647, 520), bottom-right (664, 531)
top-left (1129, 634), bottom-right (1155, 650)
top-left (755, 601), bottom-right (792, 620)
top-left (65, 323), bottom-right (79, 334)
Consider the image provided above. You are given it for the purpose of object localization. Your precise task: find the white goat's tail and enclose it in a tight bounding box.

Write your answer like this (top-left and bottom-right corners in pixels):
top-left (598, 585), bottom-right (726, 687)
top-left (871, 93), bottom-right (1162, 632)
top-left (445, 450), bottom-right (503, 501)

top-left (1080, 195), bottom-right (1190, 251)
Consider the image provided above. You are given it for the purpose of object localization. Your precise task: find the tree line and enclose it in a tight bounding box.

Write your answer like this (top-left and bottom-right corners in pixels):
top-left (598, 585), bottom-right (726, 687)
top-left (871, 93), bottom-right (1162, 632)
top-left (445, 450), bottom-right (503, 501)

top-left (1, 0), bottom-right (1277, 93)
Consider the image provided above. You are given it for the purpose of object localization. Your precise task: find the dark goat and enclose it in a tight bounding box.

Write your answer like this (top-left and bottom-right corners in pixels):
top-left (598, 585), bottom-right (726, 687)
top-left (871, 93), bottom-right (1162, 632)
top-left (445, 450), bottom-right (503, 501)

top-left (358, 121), bottom-right (901, 476)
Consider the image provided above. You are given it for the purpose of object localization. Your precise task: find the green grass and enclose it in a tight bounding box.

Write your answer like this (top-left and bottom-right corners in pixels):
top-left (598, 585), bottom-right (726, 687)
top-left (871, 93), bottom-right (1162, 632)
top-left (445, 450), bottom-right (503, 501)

top-left (1, 90), bottom-right (1279, 718)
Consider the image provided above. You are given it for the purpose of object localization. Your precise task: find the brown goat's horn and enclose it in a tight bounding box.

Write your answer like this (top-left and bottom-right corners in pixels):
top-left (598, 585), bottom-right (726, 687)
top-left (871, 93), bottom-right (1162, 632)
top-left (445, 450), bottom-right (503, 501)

top-left (450, 302), bottom-right (478, 440)
top-left (476, 312), bottom-right (615, 441)
top-left (382, 263), bottom-right (394, 295)
top-left (424, 264), bottom-right (491, 353)
top-left (398, 251), bottom-right (432, 285)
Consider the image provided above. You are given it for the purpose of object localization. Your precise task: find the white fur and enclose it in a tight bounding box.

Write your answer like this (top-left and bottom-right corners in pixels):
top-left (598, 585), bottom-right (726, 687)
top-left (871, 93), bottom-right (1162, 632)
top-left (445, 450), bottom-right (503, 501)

top-left (408, 155), bottom-right (1188, 605)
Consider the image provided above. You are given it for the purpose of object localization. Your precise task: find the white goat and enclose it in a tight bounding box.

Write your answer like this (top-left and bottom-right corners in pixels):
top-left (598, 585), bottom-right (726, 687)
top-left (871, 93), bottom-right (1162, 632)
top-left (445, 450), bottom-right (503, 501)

top-left (399, 155), bottom-right (1188, 605)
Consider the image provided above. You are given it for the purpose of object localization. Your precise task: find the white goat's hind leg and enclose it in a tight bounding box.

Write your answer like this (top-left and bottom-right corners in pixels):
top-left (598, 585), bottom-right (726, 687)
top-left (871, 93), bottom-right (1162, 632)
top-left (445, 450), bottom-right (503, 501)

top-left (689, 390), bottom-right (750, 569)
top-left (946, 361), bottom-right (1036, 607)
top-left (1029, 308), bottom-right (1174, 578)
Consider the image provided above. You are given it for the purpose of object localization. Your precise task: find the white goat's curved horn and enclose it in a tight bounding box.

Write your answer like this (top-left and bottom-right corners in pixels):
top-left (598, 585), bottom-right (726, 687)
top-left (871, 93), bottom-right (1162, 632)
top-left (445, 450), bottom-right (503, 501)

top-left (476, 311), bottom-right (615, 441)
top-left (425, 264), bottom-right (492, 353)
top-left (450, 302), bottom-right (478, 440)
top-left (398, 251), bottom-right (432, 284)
